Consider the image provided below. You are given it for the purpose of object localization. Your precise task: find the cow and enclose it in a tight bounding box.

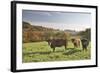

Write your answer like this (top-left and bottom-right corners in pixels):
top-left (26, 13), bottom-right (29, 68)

top-left (47, 39), bottom-right (68, 52)
top-left (81, 38), bottom-right (89, 51)
top-left (71, 38), bottom-right (80, 48)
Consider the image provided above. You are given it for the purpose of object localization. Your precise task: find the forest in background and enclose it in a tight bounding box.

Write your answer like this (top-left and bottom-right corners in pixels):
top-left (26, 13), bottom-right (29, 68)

top-left (22, 21), bottom-right (91, 43)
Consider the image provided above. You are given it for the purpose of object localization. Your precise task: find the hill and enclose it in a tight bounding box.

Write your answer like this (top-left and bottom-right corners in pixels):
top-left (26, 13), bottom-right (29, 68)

top-left (64, 29), bottom-right (78, 36)
top-left (23, 22), bottom-right (57, 31)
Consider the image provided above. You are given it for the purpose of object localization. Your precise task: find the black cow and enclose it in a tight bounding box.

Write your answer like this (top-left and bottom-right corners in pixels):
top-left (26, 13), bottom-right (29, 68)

top-left (81, 38), bottom-right (89, 51)
top-left (47, 39), bottom-right (67, 52)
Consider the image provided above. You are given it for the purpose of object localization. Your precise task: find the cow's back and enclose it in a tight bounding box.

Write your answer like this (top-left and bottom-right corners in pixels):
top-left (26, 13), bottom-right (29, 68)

top-left (50, 39), bottom-right (67, 47)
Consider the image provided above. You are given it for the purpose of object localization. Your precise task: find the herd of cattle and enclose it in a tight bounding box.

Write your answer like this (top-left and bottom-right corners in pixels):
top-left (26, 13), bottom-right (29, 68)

top-left (46, 38), bottom-right (89, 52)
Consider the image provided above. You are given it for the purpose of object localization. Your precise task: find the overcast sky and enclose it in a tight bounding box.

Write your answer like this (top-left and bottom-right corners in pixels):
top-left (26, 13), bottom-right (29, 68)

top-left (22, 10), bottom-right (91, 31)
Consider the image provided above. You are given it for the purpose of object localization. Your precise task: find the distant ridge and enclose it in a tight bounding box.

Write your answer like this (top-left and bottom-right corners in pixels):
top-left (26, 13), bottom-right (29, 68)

top-left (64, 29), bottom-right (78, 35)
top-left (23, 21), bottom-right (58, 31)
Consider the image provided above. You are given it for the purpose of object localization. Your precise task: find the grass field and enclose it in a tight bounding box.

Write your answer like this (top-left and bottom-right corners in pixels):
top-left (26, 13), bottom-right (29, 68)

top-left (22, 41), bottom-right (91, 63)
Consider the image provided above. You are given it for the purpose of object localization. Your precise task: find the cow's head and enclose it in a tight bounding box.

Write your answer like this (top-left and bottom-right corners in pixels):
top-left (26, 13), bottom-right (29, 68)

top-left (71, 38), bottom-right (75, 42)
top-left (46, 39), bottom-right (51, 45)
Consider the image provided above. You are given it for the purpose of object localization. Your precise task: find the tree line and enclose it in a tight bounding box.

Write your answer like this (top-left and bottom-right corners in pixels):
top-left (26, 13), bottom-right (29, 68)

top-left (23, 21), bottom-right (91, 43)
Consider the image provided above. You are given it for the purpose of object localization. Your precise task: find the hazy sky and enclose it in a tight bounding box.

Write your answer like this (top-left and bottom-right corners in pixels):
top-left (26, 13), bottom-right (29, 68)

top-left (22, 10), bottom-right (91, 31)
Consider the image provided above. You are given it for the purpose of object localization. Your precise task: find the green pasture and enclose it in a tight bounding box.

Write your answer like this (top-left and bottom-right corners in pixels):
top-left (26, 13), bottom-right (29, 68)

top-left (22, 41), bottom-right (91, 63)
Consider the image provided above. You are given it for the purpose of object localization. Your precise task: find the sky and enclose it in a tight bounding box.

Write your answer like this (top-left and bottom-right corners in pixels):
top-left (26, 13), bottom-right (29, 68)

top-left (22, 10), bottom-right (91, 31)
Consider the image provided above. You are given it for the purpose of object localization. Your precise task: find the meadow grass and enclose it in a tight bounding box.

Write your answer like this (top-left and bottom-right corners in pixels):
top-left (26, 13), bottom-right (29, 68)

top-left (22, 41), bottom-right (91, 63)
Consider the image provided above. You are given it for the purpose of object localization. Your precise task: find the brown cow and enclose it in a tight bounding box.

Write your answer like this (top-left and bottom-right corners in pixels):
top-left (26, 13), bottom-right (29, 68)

top-left (71, 38), bottom-right (80, 48)
top-left (47, 39), bottom-right (68, 52)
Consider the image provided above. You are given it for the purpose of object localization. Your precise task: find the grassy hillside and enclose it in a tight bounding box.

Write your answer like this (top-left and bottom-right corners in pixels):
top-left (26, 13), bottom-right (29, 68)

top-left (23, 21), bottom-right (57, 31)
top-left (22, 21), bottom-right (69, 43)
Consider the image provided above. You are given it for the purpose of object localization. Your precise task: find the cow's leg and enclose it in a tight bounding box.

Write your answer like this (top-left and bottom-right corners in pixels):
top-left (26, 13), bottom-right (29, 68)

top-left (84, 46), bottom-right (88, 51)
top-left (78, 41), bottom-right (80, 48)
top-left (53, 47), bottom-right (55, 52)
top-left (83, 47), bottom-right (85, 50)
top-left (74, 43), bottom-right (76, 49)
top-left (82, 46), bottom-right (85, 51)
top-left (85, 47), bottom-right (88, 51)
top-left (83, 47), bottom-right (87, 51)
top-left (65, 44), bottom-right (67, 50)
top-left (65, 46), bottom-right (66, 50)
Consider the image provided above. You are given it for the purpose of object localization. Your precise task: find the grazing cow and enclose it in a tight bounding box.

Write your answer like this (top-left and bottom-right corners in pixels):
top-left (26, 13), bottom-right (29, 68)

top-left (47, 39), bottom-right (67, 52)
top-left (71, 38), bottom-right (80, 48)
top-left (81, 38), bottom-right (89, 51)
